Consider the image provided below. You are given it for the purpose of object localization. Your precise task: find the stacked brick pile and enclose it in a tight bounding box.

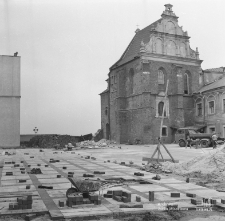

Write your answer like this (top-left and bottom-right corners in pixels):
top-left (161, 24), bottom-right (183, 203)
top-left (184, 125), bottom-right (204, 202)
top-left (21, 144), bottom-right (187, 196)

top-left (9, 195), bottom-right (33, 210)
top-left (66, 193), bottom-right (101, 207)
top-left (104, 190), bottom-right (131, 203)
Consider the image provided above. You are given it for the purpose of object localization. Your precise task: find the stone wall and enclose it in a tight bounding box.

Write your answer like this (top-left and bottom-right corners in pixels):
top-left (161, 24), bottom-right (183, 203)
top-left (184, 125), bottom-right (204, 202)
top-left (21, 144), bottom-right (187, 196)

top-left (108, 58), bottom-right (201, 144)
top-left (0, 56), bottom-right (20, 148)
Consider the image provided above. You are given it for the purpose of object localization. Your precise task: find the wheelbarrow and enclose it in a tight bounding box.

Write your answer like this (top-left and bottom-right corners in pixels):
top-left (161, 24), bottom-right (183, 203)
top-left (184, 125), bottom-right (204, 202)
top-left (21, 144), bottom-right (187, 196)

top-left (66, 178), bottom-right (102, 198)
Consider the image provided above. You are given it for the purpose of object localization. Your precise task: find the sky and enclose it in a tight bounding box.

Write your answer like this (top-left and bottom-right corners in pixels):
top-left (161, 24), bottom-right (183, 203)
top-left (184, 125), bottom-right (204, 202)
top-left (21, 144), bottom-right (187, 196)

top-left (0, 0), bottom-right (224, 136)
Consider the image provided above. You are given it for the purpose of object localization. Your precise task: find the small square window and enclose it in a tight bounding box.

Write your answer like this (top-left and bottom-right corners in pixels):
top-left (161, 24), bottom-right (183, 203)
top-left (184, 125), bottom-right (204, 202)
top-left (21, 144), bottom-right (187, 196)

top-left (162, 127), bottom-right (167, 136)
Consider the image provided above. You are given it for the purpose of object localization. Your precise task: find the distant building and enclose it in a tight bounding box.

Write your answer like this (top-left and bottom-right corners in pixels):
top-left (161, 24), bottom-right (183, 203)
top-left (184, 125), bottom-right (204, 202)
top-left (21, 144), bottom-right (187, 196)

top-left (0, 55), bottom-right (20, 147)
top-left (100, 4), bottom-right (203, 144)
top-left (194, 68), bottom-right (225, 138)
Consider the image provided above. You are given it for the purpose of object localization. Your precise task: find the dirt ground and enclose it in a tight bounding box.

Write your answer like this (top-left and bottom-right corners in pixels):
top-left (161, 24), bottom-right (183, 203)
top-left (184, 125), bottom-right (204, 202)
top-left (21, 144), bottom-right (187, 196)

top-left (1, 145), bottom-right (225, 221)
top-left (1, 210), bottom-right (225, 221)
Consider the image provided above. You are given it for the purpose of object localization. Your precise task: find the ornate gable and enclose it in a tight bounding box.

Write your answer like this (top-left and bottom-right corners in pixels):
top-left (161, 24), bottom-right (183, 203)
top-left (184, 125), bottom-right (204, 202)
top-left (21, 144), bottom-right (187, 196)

top-left (140, 4), bottom-right (199, 60)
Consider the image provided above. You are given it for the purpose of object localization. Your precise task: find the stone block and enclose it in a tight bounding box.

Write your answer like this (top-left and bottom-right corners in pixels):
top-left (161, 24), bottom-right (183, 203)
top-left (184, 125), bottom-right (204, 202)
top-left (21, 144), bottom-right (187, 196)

top-left (149, 191), bottom-right (154, 201)
top-left (94, 199), bottom-right (101, 205)
top-left (171, 193), bottom-right (180, 198)
top-left (186, 193), bottom-right (196, 198)
top-left (122, 191), bottom-right (131, 200)
top-left (136, 196), bottom-right (141, 202)
top-left (13, 203), bottom-right (18, 210)
top-left (191, 198), bottom-right (202, 205)
top-left (59, 200), bottom-right (64, 207)
top-left (113, 190), bottom-right (123, 196)
top-left (210, 199), bottom-right (217, 205)
top-left (122, 196), bottom-right (130, 203)
top-left (89, 194), bottom-right (99, 201)
top-left (221, 199), bottom-right (225, 204)
top-left (66, 199), bottom-right (72, 207)
top-left (103, 194), bottom-right (112, 198)
top-left (9, 203), bottom-right (13, 210)
top-left (27, 195), bottom-right (32, 201)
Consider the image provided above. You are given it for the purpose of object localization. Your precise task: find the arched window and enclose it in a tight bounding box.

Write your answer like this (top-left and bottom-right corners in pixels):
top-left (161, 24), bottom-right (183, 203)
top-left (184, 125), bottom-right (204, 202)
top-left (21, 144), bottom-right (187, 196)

top-left (180, 43), bottom-right (186, 57)
top-left (167, 40), bottom-right (176, 56)
top-left (195, 98), bottom-right (202, 117)
top-left (184, 73), bottom-right (189, 94)
top-left (105, 107), bottom-right (108, 115)
top-left (158, 101), bottom-right (166, 117)
top-left (156, 39), bottom-right (163, 54)
top-left (158, 70), bottom-right (164, 84)
top-left (207, 95), bottom-right (215, 115)
top-left (166, 21), bottom-right (175, 34)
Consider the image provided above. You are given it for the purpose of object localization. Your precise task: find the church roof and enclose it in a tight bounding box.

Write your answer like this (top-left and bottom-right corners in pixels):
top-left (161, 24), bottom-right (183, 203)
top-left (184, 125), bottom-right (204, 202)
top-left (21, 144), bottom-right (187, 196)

top-left (198, 76), bottom-right (225, 93)
top-left (99, 88), bottom-right (109, 95)
top-left (204, 67), bottom-right (225, 73)
top-left (111, 19), bottom-right (162, 69)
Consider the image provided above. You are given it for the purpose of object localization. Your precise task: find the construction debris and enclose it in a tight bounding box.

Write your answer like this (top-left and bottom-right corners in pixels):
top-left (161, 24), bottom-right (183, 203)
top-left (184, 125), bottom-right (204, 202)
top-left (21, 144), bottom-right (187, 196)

top-left (29, 168), bottom-right (42, 174)
top-left (76, 139), bottom-right (113, 149)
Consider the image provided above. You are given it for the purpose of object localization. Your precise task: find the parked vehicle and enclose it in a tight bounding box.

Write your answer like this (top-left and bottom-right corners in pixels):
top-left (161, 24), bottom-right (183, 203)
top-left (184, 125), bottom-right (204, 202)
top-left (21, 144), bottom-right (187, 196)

top-left (175, 127), bottom-right (213, 148)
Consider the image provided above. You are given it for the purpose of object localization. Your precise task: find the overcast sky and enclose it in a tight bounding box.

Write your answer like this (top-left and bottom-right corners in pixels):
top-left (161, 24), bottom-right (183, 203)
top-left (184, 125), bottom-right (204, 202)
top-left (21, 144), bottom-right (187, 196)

top-left (0, 0), bottom-right (224, 135)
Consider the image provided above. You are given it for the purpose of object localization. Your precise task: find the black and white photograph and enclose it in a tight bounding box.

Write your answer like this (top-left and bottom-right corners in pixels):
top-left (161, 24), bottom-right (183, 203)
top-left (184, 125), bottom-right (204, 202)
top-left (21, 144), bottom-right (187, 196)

top-left (0, 0), bottom-right (225, 220)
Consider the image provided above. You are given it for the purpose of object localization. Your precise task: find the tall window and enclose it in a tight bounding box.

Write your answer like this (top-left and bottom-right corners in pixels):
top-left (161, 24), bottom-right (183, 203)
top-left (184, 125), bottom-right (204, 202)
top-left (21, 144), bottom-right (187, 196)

top-left (142, 63), bottom-right (150, 74)
top-left (158, 101), bottom-right (166, 117)
top-left (196, 102), bottom-right (202, 116)
top-left (184, 73), bottom-right (189, 94)
top-left (223, 99), bottom-right (225, 113)
top-left (208, 101), bottom-right (215, 114)
top-left (158, 70), bottom-right (164, 84)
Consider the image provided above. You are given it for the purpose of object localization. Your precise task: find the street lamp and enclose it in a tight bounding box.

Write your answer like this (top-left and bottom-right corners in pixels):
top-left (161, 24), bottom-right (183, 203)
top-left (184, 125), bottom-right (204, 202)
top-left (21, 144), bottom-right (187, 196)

top-left (33, 127), bottom-right (38, 134)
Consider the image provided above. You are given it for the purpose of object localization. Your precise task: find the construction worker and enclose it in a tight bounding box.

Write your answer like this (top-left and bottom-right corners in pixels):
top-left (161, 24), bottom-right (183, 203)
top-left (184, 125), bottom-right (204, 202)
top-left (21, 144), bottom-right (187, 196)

top-left (212, 132), bottom-right (218, 149)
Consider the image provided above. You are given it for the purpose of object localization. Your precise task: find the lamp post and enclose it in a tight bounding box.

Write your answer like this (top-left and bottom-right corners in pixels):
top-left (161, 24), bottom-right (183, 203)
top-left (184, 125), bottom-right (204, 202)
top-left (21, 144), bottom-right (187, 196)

top-left (33, 127), bottom-right (38, 134)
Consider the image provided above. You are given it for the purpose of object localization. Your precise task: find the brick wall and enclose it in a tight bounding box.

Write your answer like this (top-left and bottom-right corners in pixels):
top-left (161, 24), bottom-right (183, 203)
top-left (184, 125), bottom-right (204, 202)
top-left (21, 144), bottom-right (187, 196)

top-left (106, 58), bottom-right (201, 144)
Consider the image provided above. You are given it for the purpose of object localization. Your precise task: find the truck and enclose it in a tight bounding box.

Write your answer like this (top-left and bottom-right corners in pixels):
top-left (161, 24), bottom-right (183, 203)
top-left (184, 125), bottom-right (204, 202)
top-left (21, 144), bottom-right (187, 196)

top-left (175, 127), bottom-right (213, 148)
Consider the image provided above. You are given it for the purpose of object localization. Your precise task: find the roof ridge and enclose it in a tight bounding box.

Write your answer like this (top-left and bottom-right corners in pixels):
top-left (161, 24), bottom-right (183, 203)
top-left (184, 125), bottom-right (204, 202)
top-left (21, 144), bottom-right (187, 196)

top-left (110, 18), bottom-right (162, 70)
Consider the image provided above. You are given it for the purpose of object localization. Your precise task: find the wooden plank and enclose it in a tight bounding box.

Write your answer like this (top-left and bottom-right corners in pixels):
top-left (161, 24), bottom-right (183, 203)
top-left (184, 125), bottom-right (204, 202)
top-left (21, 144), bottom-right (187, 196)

top-left (142, 157), bottom-right (179, 163)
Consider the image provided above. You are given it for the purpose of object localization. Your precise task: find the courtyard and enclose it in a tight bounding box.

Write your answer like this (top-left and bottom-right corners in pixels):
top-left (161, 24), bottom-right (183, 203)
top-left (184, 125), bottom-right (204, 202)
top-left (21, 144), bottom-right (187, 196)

top-left (0, 144), bottom-right (225, 220)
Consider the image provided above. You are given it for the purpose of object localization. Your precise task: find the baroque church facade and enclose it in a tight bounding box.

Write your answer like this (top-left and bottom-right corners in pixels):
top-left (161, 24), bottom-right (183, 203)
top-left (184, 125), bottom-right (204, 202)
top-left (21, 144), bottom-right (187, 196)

top-left (100, 4), bottom-right (203, 144)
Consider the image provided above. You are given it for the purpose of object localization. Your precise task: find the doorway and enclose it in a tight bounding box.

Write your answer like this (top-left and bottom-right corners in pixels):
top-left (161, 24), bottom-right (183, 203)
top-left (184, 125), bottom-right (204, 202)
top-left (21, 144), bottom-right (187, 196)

top-left (106, 123), bottom-right (110, 140)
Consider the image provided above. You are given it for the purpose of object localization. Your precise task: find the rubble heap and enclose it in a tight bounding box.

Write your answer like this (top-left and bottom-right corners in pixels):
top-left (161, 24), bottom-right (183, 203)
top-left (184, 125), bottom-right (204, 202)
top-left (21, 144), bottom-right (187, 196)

top-left (27, 135), bottom-right (80, 148)
top-left (162, 147), bottom-right (225, 179)
top-left (76, 139), bottom-right (114, 148)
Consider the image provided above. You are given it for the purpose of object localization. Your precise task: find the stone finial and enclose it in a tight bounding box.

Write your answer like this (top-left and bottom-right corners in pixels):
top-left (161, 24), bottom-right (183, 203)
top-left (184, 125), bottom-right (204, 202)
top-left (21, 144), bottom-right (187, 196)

top-left (135, 28), bottom-right (140, 34)
top-left (161, 3), bottom-right (177, 19)
top-left (140, 40), bottom-right (146, 53)
top-left (164, 4), bottom-right (173, 12)
top-left (196, 47), bottom-right (199, 59)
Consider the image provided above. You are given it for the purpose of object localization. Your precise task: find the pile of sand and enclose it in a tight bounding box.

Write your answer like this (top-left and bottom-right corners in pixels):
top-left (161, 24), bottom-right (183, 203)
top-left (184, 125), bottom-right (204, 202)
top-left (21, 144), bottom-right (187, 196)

top-left (162, 147), bottom-right (225, 177)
